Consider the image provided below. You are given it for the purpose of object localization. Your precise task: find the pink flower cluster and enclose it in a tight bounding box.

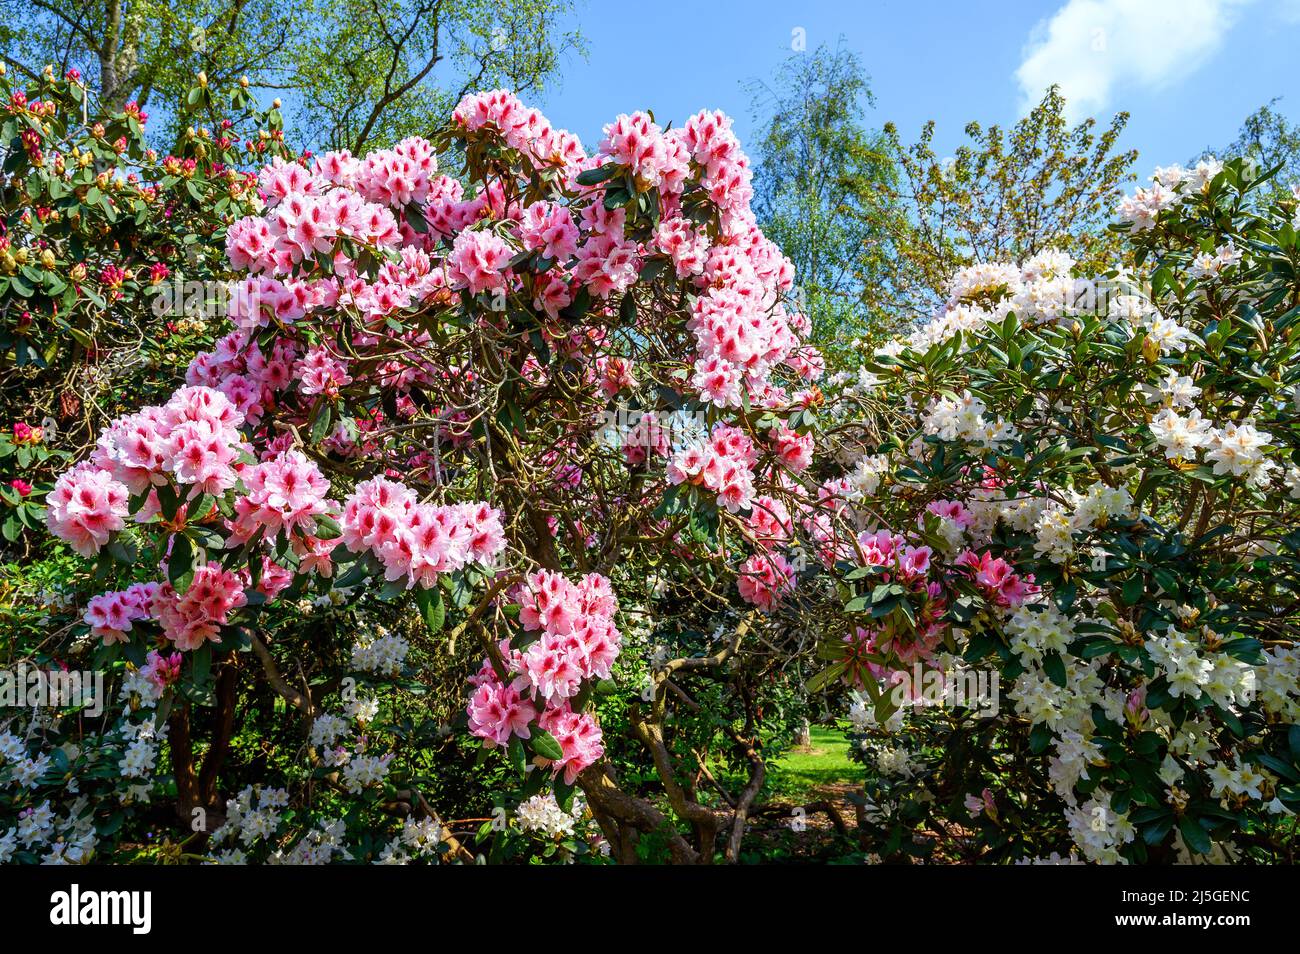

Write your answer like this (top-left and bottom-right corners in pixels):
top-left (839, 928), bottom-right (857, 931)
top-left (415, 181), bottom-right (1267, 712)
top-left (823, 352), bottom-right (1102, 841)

top-left (769, 425), bottom-right (814, 473)
top-left (451, 89), bottom-right (588, 183)
top-left (513, 570), bottom-right (621, 703)
top-left (855, 529), bottom-right (933, 582)
top-left (140, 649), bottom-right (183, 691)
top-left (538, 703), bottom-right (606, 785)
top-left (517, 201), bottom-right (579, 262)
top-left (83, 582), bottom-right (159, 644)
top-left (294, 345), bottom-right (352, 398)
top-left (747, 495), bottom-right (793, 550)
top-left (339, 477), bottom-right (505, 588)
top-left (230, 155), bottom-right (407, 273)
top-left (597, 112), bottom-right (689, 192)
top-left (447, 228), bottom-right (514, 295)
top-left (46, 462), bottom-right (129, 557)
top-left (573, 203), bottom-right (639, 299)
top-left (228, 450), bottom-right (334, 546)
top-left (688, 279), bottom-right (799, 409)
top-left (467, 675), bottom-right (538, 747)
top-left (466, 570), bottom-right (618, 784)
top-left (667, 423), bottom-right (758, 514)
top-left (954, 550), bottom-right (1038, 608)
top-left (81, 565), bottom-right (248, 652)
top-left (186, 330), bottom-right (299, 424)
top-left (737, 552), bottom-right (797, 612)
top-left (90, 386), bottom-right (247, 497)
top-left (153, 565), bottom-right (248, 651)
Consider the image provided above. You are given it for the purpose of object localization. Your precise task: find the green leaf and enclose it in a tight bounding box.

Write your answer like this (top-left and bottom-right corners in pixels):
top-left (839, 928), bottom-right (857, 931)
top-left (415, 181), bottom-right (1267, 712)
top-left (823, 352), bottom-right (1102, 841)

top-left (168, 534), bottom-right (196, 592)
top-left (574, 163), bottom-right (622, 186)
top-left (507, 736), bottom-right (526, 774)
top-left (414, 586), bottom-right (445, 635)
top-left (309, 404), bottom-right (333, 445)
top-left (805, 662), bottom-right (846, 693)
top-left (1178, 816), bottom-right (1213, 856)
top-left (531, 729), bottom-right (564, 761)
top-left (1043, 652), bottom-right (1067, 688)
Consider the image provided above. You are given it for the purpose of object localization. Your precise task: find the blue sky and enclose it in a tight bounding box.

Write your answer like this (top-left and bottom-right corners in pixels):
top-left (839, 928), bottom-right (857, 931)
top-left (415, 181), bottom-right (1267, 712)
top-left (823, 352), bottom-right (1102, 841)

top-left (534, 0), bottom-right (1300, 172)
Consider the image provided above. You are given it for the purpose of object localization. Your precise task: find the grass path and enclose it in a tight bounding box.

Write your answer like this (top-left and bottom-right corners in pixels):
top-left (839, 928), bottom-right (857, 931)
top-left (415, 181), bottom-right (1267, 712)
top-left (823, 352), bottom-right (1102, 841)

top-left (767, 724), bottom-right (858, 799)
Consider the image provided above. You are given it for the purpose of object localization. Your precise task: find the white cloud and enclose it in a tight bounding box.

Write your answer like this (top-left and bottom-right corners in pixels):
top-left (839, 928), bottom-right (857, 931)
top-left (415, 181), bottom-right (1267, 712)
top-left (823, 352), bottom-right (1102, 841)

top-left (1016, 0), bottom-right (1252, 121)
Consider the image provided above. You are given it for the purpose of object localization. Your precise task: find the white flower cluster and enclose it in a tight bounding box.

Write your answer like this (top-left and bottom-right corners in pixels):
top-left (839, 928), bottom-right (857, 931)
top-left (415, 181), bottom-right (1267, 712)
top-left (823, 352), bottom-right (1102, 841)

top-left (1117, 158), bottom-right (1222, 230)
top-left (1006, 604), bottom-right (1074, 668)
top-left (901, 251), bottom-right (1109, 355)
top-left (847, 693), bottom-right (905, 734)
top-left (119, 667), bottom-right (165, 708)
top-left (922, 390), bottom-right (1017, 449)
top-left (1206, 757), bottom-right (1271, 801)
top-left (1191, 241), bottom-right (1243, 280)
top-left (118, 719), bottom-right (166, 779)
top-left (1033, 483), bottom-right (1134, 564)
top-left (946, 262), bottom-right (1022, 304)
top-left (0, 727), bottom-right (49, 790)
top-left (350, 626), bottom-right (411, 676)
top-left (211, 785), bottom-right (289, 849)
top-left (1138, 312), bottom-right (1200, 355)
top-left (873, 745), bottom-right (916, 777)
top-left (1009, 658), bottom-right (1110, 733)
top-left (847, 453), bottom-right (890, 497)
top-left (1065, 793), bottom-right (1136, 864)
top-left (1256, 646), bottom-right (1300, 721)
top-left (268, 818), bottom-right (351, 865)
top-left (1143, 369), bottom-right (1201, 408)
top-left (341, 752), bottom-right (393, 794)
top-left (0, 797), bottom-right (99, 864)
top-left (516, 791), bottom-right (583, 837)
top-left (1149, 409), bottom-right (1276, 487)
top-left (374, 816), bottom-right (444, 864)
top-left (1145, 628), bottom-right (1254, 706)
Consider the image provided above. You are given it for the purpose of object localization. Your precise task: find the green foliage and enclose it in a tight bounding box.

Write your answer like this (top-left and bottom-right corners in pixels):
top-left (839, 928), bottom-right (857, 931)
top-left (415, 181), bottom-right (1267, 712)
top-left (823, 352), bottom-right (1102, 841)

top-left (0, 67), bottom-right (288, 552)
top-left (878, 85), bottom-right (1138, 322)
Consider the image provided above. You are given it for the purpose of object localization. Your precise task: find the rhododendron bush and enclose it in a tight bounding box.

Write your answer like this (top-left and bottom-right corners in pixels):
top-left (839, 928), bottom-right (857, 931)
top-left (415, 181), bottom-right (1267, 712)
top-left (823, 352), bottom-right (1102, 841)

top-left (6, 80), bottom-right (1300, 864)
top-left (0, 65), bottom-right (291, 552)
top-left (828, 158), bottom-right (1300, 863)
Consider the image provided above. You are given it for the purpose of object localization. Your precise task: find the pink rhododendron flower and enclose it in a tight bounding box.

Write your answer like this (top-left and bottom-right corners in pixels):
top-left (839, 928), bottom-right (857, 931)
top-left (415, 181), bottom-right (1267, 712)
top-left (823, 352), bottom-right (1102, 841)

top-left (467, 676), bottom-right (538, 747)
top-left (153, 565), bottom-right (248, 651)
top-left (537, 703), bottom-right (605, 785)
top-left (46, 462), bottom-right (129, 556)
top-left (83, 582), bottom-right (158, 644)
top-left (447, 228), bottom-right (513, 295)
top-left (737, 552), bottom-right (797, 612)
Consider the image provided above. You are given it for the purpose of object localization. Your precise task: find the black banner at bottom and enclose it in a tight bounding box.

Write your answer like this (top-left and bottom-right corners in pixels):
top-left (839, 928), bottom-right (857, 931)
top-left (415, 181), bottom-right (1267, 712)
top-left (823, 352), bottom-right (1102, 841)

top-left (0, 862), bottom-right (1280, 942)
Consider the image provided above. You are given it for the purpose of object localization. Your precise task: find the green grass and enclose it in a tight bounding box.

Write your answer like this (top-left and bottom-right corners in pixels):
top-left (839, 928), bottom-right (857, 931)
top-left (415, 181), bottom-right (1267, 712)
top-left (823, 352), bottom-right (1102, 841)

top-left (767, 724), bottom-right (858, 798)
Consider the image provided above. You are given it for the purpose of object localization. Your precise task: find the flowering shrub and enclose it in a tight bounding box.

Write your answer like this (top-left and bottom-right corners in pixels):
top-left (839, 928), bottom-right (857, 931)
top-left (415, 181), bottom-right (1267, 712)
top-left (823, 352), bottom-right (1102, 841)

top-left (826, 158), bottom-right (1300, 863)
top-left (15, 87), bottom-right (832, 863)
top-left (0, 65), bottom-right (292, 550)
top-left (10, 78), bottom-right (1300, 865)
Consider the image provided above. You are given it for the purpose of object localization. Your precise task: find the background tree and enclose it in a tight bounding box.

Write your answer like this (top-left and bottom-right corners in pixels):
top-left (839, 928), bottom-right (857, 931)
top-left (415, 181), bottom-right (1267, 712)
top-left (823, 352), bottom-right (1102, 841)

top-left (877, 86), bottom-right (1137, 322)
top-left (1208, 98), bottom-right (1300, 198)
top-left (0, 0), bottom-right (298, 119)
top-left (748, 43), bottom-right (900, 357)
top-left (288, 0), bottom-right (583, 152)
top-left (0, 0), bottom-right (582, 152)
